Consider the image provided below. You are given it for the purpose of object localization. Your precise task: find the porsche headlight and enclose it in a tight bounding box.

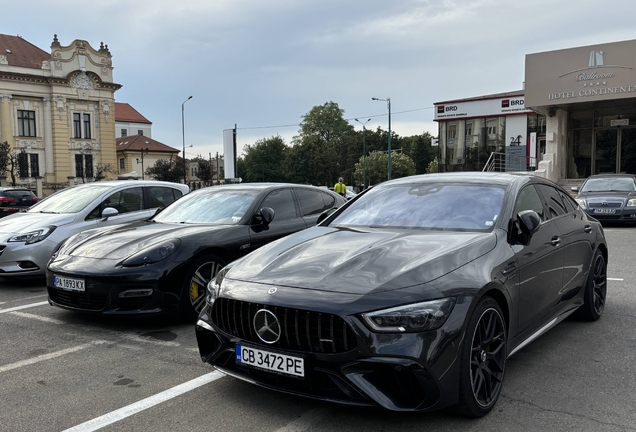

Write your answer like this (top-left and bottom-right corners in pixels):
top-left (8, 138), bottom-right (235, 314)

top-left (627, 199), bottom-right (636, 207)
top-left (361, 298), bottom-right (456, 333)
top-left (206, 266), bottom-right (231, 306)
top-left (8, 226), bottom-right (56, 245)
top-left (121, 239), bottom-right (181, 267)
top-left (575, 198), bottom-right (586, 209)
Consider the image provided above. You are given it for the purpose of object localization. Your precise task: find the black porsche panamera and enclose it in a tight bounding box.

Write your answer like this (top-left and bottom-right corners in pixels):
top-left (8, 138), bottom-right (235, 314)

top-left (46, 183), bottom-right (345, 320)
top-left (195, 172), bottom-right (608, 417)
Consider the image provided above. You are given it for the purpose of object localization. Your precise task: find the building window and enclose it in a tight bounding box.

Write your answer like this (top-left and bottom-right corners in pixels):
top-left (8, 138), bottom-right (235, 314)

top-left (73, 113), bottom-right (81, 138)
top-left (83, 114), bottom-right (91, 139)
top-left (119, 158), bottom-right (125, 170)
top-left (30, 154), bottom-right (39, 177)
top-left (17, 152), bottom-right (39, 177)
top-left (121, 129), bottom-right (127, 137)
top-left (137, 130), bottom-right (143, 135)
top-left (17, 110), bottom-right (36, 137)
top-left (75, 154), bottom-right (94, 178)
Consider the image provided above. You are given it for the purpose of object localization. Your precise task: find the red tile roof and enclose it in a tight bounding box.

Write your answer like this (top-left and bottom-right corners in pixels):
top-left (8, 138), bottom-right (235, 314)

top-left (0, 34), bottom-right (50, 69)
top-left (114, 102), bottom-right (152, 124)
top-left (116, 135), bottom-right (179, 153)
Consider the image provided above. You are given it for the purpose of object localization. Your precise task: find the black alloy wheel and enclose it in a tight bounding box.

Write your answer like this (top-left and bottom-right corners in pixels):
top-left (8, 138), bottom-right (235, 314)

top-left (181, 254), bottom-right (226, 321)
top-left (577, 249), bottom-right (607, 321)
top-left (456, 297), bottom-right (507, 417)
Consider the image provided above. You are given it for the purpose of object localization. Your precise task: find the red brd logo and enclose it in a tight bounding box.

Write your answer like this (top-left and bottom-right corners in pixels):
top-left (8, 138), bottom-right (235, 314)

top-left (437, 106), bottom-right (445, 113)
top-left (501, 100), bottom-right (510, 108)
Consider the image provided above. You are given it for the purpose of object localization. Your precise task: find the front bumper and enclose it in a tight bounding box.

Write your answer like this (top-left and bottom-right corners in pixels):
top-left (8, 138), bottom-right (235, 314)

top-left (0, 237), bottom-right (58, 276)
top-left (196, 295), bottom-right (472, 412)
top-left (584, 208), bottom-right (636, 224)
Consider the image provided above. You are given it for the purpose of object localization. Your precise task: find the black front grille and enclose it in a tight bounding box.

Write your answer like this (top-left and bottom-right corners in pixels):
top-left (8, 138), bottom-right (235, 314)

top-left (588, 201), bottom-right (622, 208)
top-left (48, 287), bottom-right (107, 311)
top-left (212, 298), bottom-right (357, 354)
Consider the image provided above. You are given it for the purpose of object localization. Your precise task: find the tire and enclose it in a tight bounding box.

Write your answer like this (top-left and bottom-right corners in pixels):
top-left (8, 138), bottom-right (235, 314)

top-left (576, 249), bottom-right (607, 321)
top-left (456, 296), bottom-right (507, 418)
top-left (181, 254), bottom-right (226, 321)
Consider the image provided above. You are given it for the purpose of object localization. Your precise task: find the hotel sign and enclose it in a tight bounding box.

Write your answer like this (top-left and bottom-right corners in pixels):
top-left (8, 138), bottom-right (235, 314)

top-left (525, 39), bottom-right (636, 108)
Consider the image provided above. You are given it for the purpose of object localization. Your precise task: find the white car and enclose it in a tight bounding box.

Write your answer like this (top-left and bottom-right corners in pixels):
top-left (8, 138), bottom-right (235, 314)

top-left (0, 180), bottom-right (189, 277)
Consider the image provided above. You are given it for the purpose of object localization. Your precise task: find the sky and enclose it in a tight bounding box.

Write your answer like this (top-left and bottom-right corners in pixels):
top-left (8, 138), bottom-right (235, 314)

top-left (3, 0), bottom-right (636, 163)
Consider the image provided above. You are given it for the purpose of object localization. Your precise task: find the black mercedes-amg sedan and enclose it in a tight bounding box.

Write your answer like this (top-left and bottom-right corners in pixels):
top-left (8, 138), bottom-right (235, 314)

top-left (46, 183), bottom-right (345, 320)
top-left (195, 172), bottom-right (608, 417)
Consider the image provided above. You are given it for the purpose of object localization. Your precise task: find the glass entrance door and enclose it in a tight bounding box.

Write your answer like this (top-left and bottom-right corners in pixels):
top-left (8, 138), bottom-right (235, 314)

top-left (620, 128), bottom-right (636, 174)
top-left (595, 129), bottom-right (617, 173)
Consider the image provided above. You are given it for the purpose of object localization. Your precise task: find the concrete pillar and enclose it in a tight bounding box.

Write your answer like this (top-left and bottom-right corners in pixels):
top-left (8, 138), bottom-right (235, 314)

top-left (67, 176), bottom-right (75, 187)
top-left (35, 176), bottom-right (43, 198)
top-left (0, 176), bottom-right (6, 187)
top-left (0, 93), bottom-right (13, 144)
top-left (42, 97), bottom-right (54, 174)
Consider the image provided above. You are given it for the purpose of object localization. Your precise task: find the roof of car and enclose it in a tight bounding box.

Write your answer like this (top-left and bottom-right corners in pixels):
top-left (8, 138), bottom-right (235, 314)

top-left (585, 173), bottom-right (636, 179)
top-left (70, 180), bottom-right (189, 189)
top-left (200, 183), bottom-right (342, 192)
top-left (381, 172), bottom-right (544, 187)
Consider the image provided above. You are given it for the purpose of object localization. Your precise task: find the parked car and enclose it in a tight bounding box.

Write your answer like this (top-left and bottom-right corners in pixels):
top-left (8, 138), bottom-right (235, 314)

top-left (196, 172), bottom-right (607, 417)
top-left (0, 180), bottom-right (189, 277)
top-left (573, 173), bottom-right (636, 224)
top-left (0, 187), bottom-right (38, 218)
top-left (46, 183), bottom-right (346, 319)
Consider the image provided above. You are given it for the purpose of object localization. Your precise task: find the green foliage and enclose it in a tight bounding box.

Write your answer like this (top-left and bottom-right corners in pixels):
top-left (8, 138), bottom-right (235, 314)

top-left (241, 135), bottom-right (288, 182)
top-left (190, 156), bottom-right (214, 183)
top-left (146, 156), bottom-right (185, 183)
top-left (426, 157), bottom-right (439, 174)
top-left (354, 151), bottom-right (416, 186)
top-left (294, 101), bottom-right (354, 146)
top-left (0, 141), bottom-right (10, 176)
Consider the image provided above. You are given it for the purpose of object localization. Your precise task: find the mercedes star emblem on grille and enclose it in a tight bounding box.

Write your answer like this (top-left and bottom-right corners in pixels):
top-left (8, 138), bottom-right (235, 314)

top-left (253, 309), bottom-right (281, 344)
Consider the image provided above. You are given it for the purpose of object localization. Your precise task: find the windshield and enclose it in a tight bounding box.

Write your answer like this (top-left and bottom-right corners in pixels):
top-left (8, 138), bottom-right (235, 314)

top-left (28, 185), bottom-right (112, 214)
top-left (581, 177), bottom-right (636, 192)
top-left (330, 183), bottom-right (505, 230)
top-left (154, 188), bottom-right (258, 224)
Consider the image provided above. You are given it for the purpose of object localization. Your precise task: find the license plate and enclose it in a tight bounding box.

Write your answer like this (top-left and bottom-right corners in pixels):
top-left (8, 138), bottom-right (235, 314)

top-left (236, 344), bottom-right (304, 377)
top-left (54, 275), bottom-right (85, 292)
top-left (594, 208), bottom-right (616, 214)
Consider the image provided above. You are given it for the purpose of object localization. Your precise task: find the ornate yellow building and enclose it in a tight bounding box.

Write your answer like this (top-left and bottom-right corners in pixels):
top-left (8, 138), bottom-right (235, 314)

top-left (0, 34), bottom-right (120, 191)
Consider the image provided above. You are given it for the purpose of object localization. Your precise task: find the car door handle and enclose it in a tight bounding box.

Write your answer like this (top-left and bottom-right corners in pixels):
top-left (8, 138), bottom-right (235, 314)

top-left (584, 225), bottom-right (593, 233)
top-left (550, 236), bottom-right (560, 246)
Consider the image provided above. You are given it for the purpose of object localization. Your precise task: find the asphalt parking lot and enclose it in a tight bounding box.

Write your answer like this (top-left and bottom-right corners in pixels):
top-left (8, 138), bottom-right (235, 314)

top-left (1, 227), bottom-right (635, 432)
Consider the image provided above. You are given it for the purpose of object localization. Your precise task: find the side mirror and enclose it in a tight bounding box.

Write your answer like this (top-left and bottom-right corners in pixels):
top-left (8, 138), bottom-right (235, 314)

top-left (517, 210), bottom-right (541, 236)
top-left (570, 186), bottom-right (579, 193)
top-left (317, 208), bottom-right (337, 225)
top-left (101, 207), bottom-right (119, 221)
top-left (258, 207), bottom-right (275, 227)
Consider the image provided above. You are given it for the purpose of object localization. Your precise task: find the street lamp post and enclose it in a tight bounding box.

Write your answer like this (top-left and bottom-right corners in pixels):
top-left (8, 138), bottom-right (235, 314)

top-left (136, 147), bottom-right (149, 180)
top-left (181, 95), bottom-right (193, 184)
top-left (372, 97), bottom-right (391, 180)
top-left (354, 118), bottom-right (371, 189)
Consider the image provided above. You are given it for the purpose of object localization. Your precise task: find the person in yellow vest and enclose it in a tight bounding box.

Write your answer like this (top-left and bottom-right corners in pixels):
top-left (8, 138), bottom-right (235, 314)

top-left (334, 177), bottom-right (346, 197)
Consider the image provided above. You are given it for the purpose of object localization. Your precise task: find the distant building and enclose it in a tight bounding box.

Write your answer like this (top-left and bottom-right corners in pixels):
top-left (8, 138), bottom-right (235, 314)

top-left (0, 34), bottom-right (120, 190)
top-left (116, 134), bottom-right (179, 179)
top-left (115, 102), bottom-right (152, 138)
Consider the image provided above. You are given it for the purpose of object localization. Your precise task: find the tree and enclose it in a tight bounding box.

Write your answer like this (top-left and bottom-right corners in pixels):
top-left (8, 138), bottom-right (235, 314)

top-left (190, 156), bottom-right (214, 184)
top-left (294, 101), bottom-right (354, 147)
top-left (241, 135), bottom-right (288, 183)
top-left (353, 151), bottom-right (416, 186)
top-left (284, 136), bottom-right (339, 186)
top-left (145, 156), bottom-right (184, 183)
top-left (0, 141), bottom-right (10, 178)
top-left (426, 157), bottom-right (439, 174)
top-left (94, 163), bottom-right (117, 180)
top-left (0, 143), bottom-right (24, 186)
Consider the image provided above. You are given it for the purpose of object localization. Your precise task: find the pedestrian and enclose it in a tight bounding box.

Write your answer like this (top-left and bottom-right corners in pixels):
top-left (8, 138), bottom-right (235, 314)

top-left (334, 177), bottom-right (346, 197)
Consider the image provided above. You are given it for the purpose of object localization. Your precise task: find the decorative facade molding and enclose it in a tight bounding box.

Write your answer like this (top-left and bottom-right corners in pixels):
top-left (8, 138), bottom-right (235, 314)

top-left (16, 140), bottom-right (41, 150)
top-left (0, 93), bottom-right (12, 101)
top-left (101, 100), bottom-right (110, 123)
top-left (55, 96), bottom-right (65, 120)
top-left (71, 71), bottom-right (95, 90)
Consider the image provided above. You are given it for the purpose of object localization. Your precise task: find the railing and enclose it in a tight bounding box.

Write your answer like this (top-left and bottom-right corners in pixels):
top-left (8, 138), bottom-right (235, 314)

top-left (482, 152), bottom-right (538, 173)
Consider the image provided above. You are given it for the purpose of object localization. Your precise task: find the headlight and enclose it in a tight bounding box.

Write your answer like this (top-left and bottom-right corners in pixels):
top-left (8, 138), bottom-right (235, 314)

top-left (121, 239), bottom-right (181, 267)
top-left (206, 266), bottom-right (231, 306)
top-left (575, 198), bottom-right (586, 209)
top-left (361, 298), bottom-right (456, 333)
top-left (627, 199), bottom-right (636, 207)
top-left (8, 226), bottom-right (56, 245)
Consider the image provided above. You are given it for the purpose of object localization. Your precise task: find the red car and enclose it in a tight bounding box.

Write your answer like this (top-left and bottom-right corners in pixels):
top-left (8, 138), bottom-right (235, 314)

top-left (0, 187), bottom-right (38, 217)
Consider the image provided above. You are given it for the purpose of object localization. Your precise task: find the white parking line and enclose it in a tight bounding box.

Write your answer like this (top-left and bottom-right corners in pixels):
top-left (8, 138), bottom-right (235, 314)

top-left (10, 311), bottom-right (65, 324)
top-left (62, 371), bottom-right (224, 432)
top-left (0, 301), bottom-right (49, 314)
top-left (0, 340), bottom-right (109, 373)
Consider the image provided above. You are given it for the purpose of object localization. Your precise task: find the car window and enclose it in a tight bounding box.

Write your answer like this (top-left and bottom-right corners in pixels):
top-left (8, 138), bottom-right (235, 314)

top-left (3, 190), bottom-right (35, 199)
top-left (581, 177), bottom-right (636, 192)
top-left (536, 184), bottom-right (567, 219)
top-left (148, 187), bottom-right (177, 208)
top-left (559, 190), bottom-right (579, 213)
top-left (320, 191), bottom-right (336, 209)
top-left (28, 185), bottom-right (112, 214)
top-left (105, 187), bottom-right (144, 214)
top-left (514, 185), bottom-right (546, 221)
top-left (261, 189), bottom-right (297, 222)
top-left (295, 188), bottom-right (329, 216)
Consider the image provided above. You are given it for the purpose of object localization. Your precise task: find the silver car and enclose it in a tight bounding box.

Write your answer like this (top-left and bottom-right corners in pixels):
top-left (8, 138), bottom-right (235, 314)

top-left (0, 180), bottom-right (189, 277)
